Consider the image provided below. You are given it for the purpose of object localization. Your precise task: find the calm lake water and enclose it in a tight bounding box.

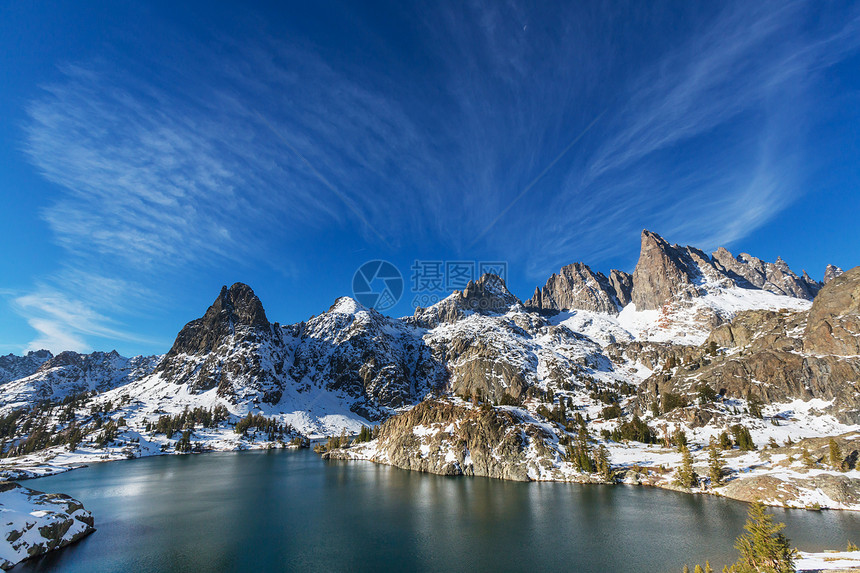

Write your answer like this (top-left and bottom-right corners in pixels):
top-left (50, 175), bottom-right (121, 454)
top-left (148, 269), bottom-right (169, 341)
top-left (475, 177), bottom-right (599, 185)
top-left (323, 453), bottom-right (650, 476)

top-left (14, 449), bottom-right (860, 572)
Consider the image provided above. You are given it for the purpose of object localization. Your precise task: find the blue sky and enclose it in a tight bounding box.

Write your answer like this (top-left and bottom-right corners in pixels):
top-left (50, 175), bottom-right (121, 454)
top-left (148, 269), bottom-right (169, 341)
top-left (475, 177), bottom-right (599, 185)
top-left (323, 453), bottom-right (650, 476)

top-left (1, 0), bottom-right (859, 357)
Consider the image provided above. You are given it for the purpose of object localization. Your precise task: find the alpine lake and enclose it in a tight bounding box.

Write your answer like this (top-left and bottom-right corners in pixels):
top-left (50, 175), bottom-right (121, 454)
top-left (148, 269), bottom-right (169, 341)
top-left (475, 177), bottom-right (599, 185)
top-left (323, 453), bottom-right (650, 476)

top-left (15, 449), bottom-right (860, 572)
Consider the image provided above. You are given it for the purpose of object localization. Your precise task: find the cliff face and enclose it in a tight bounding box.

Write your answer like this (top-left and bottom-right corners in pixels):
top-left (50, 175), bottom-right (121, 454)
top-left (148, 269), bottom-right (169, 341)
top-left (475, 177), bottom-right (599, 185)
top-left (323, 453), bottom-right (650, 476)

top-left (525, 263), bottom-right (629, 314)
top-left (630, 230), bottom-right (722, 311)
top-left (637, 266), bottom-right (860, 424)
top-left (804, 266), bottom-right (860, 356)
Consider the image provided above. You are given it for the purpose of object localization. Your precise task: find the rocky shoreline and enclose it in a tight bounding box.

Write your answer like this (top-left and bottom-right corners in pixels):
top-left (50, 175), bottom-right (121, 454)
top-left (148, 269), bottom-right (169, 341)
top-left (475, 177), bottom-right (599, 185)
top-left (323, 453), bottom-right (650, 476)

top-left (0, 482), bottom-right (95, 570)
top-left (322, 398), bottom-right (860, 511)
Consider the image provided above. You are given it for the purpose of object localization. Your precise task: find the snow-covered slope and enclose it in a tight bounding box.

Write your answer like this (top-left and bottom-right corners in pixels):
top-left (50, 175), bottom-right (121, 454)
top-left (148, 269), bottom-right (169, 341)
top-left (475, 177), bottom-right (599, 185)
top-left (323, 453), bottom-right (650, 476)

top-left (0, 482), bottom-right (95, 570)
top-left (0, 351), bottom-right (52, 385)
top-left (551, 285), bottom-right (811, 347)
top-left (0, 351), bottom-right (160, 413)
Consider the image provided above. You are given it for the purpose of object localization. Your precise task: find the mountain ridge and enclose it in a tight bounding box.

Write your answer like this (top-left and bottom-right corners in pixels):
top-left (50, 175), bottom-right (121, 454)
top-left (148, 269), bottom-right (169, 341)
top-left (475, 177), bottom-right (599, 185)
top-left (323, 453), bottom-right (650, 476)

top-left (0, 229), bottom-right (857, 515)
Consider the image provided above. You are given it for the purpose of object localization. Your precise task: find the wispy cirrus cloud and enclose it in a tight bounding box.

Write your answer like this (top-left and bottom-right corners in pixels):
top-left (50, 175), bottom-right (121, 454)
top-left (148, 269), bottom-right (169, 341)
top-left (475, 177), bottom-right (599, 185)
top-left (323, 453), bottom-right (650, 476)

top-left (518, 0), bottom-right (860, 276)
top-left (13, 280), bottom-right (160, 353)
top-left (12, 0), bottom-right (860, 353)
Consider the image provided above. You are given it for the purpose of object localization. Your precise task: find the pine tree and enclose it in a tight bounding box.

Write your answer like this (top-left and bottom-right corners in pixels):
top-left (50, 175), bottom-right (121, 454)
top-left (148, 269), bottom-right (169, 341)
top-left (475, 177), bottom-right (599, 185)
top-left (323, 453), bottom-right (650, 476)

top-left (676, 444), bottom-right (698, 489)
top-left (829, 439), bottom-right (844, 471)
top-left (705, 561), bottom-right (714, 573)
top-left (683, 566), bottom-right (690, 573)
top-left (731, 501), bottom-right (796, 573)
top-left (731, 425), bottom-right (755, 451)
top-left (595, 444), bottom-right (612, 481)
top-left (694, 565), bottom-right (704, 573)
top-left (570, 430), bottom-right (595, 474)
top-left (674, 428), bottom-right (688, 449)
top-left (719, 431), bottom-right (733, 450)
top-left (708, 437), bottom-right (725, 486)
top-left (175, 430), bottom-right (192, 453)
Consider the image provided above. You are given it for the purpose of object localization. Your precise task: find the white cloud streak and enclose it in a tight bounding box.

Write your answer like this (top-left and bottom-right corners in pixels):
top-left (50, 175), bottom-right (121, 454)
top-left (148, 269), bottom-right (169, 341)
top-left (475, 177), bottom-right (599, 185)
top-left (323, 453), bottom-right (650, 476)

top-left (519, 0), bottom-right (860, 276)
top-left (12, 0), bottom-right (860, 352)
top-left (13, 283), bottom-right (158, 354)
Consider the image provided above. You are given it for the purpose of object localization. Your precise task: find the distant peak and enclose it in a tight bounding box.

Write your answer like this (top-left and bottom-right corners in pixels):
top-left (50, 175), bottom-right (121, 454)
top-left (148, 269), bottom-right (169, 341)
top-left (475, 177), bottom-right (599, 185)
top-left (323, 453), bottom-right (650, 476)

top-left (327, 296), bottom-right (367, 315)
top-left (411, 273), bottom-right (520, 327)
top-left (159, 282), bottom-right (271, 360)
top-left (466, 273), bottom-right (514, 298)
top-left (38, 350), bottom-right (83, 372)
top-left (214, 283), bottom-right (269, 329)
top-left (824, 264), bottom-right (845, 284)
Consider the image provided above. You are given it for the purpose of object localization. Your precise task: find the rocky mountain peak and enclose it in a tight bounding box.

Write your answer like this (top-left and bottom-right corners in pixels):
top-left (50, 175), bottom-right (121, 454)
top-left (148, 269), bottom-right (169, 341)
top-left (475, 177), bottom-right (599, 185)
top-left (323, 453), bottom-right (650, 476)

top-left (160, 282), bottom-right (271, 360)
top-left (216, 283), bottom-right (270, 329)
top-left (326, 296), bottom-right (368, 316)
top-left (712, 247), bottom-right (818, 299)
top-left (824, 264), bottom-right (845, 284)
top-left (526, 262), bottom-right (629, 315)
top-left (628, 231), bottom-right (821, 311)
top-left (0, 350), bottom-right (54, 384)
top-left (631, 230), bottom-right (709, 311)
top-left (412, 274), bottom-right (520, 327)
top-left (37, 351), bottom-right (84, 372)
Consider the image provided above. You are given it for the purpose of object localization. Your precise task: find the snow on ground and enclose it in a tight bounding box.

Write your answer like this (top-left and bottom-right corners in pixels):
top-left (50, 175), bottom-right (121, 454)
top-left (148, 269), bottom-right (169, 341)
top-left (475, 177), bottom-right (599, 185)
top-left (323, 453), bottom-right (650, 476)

top-left (0, 483), bottom-right (94, 570)
top-left (553, 310), bottom-right (635, 346)
top-left (796, 550), bottom-right (860, 571)
top-left (549, 286), bottom-right (810, 348)
top-left (616, 287), bottom-right (811, 345)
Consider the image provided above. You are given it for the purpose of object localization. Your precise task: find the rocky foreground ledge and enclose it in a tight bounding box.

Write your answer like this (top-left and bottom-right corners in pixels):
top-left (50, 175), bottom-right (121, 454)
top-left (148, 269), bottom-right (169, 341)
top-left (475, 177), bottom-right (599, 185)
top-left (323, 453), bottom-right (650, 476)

top-left (0, 482), bottom-right (95, 570)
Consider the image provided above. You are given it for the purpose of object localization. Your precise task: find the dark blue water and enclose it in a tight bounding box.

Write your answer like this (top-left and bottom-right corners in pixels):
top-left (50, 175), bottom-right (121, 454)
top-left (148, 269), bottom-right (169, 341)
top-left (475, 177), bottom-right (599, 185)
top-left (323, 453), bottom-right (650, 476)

top-left (14, 450), bottom-right (860, 572)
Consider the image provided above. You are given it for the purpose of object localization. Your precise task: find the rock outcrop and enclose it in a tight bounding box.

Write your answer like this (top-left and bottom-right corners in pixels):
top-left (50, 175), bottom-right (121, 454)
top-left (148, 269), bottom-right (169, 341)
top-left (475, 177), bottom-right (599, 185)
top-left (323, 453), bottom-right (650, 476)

top-left (712, 248), bottom-right (819, 299)
top-left (412, 274), bottom-right (520, 328)
top-left (719, 434), bottom-right (860, 509)
top-left (525, 263), bottom-right (627, 314)
top-left (0, 482), bottom-right (95, 570)
top-left (804, 266), bottom-right (860, 356)
top-left (324, 399), bottom-right (603, 483)
top-left (824, 264), bottom-right (845, 284)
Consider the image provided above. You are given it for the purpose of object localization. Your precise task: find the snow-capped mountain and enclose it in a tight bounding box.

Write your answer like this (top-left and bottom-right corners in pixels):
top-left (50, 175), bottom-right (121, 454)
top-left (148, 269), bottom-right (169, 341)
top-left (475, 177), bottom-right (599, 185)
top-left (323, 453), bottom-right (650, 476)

top-left (0, 350), bottom-right (52, 385)
top-left (0, 350), bottom-right (159, 413)
top-left (0, 229), bottom-right (857, 512)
